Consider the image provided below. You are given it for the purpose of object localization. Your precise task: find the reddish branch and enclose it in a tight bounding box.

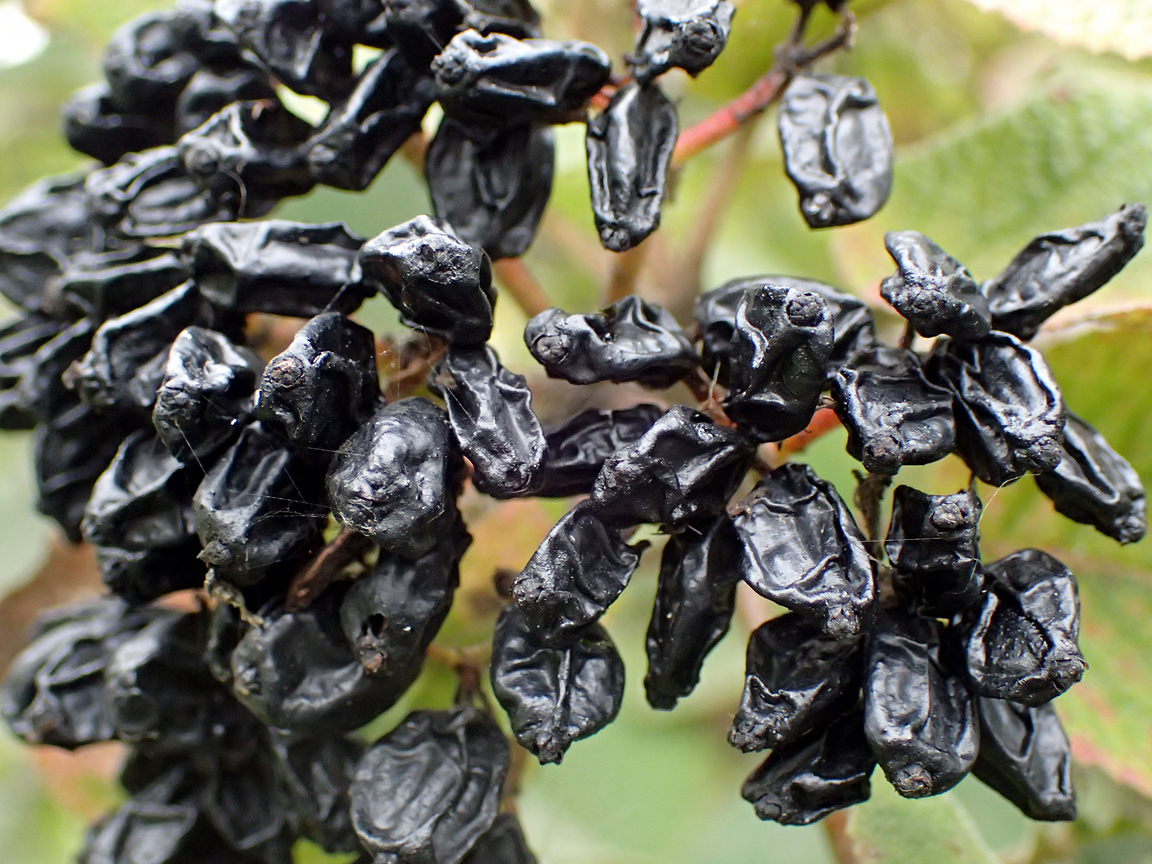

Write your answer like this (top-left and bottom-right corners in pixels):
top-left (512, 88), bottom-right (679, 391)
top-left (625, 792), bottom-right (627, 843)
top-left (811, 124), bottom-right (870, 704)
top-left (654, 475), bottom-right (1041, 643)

top-left (778, 407), bottom-right (842, 456)
top-left (285, 529), bottom-right (374, 612)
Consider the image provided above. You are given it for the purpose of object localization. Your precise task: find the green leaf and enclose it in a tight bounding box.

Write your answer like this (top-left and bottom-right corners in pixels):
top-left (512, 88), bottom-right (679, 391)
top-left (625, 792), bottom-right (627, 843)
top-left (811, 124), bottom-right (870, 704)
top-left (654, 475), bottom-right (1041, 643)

top-left (0, 433), bottom-right (52, 594)
top-left (963, 0), bottom-right (1152, 61)
top-left (830, 68), bottom-right (1152, 306)
top-left (1057, 571), bottom-right (1152, 799)
top-left (841, 781), bottom-right (1000, 864)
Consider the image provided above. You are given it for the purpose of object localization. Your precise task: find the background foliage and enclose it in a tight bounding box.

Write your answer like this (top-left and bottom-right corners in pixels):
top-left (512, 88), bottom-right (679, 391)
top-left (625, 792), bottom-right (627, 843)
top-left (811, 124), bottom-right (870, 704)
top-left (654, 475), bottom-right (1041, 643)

top-left (2, 0), bottom-right (1152, 861)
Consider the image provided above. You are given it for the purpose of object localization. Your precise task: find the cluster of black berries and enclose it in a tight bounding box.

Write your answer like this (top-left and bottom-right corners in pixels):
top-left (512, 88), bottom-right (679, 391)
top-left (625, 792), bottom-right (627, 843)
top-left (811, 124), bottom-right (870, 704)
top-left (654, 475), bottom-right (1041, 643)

top-left (0, 0), bottom-right (1146, 861)
top-left (516, 199), bottom-right (1146, 825)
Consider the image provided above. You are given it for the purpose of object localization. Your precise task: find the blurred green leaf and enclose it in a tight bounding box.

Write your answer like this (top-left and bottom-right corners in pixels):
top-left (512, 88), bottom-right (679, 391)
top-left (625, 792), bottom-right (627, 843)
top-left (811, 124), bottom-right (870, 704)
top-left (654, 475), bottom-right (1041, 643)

top-left (293, 840), bottom-right (359, 864)
top-left (1030, 766), bottom-right (1152, 864)
top-left (829, 68), bottom-right (1152, 302)
top-left (0, 433), bottom-right (52, 594)
top-left (963, 0), bottom-right (1152, 61)
top-left (274, 158), bottom-right (431, 240)
top-left (0, 737), bottom-right (87, 864)
top-left (841, 781), bottom-right (999, 863)
top-left (829, 0), bottom-right (1019, 146)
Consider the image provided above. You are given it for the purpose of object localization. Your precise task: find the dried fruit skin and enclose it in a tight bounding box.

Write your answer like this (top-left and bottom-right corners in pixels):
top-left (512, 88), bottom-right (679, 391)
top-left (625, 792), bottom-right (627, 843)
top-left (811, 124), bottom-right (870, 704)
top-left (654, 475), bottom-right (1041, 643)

top-left (177, 99), bottom-right (316, 202)
top-left (461, 813), bottom-right (539, 864)
top-left (383, 0), bottom-right (542, 68)
top-left (70, 281), bottom-right (201, 416)
top-left (102, 10), bottom-right (203, 112)
top-left (194, 422), bottom-right (327, 584)
top-left (589, 405), bottom-right (753, 529)
top-left (87, 145), bottom-right (259, 239)
top-left (326, 397), bottom-right (463, 560)
top-left (0, 174), bottom-right (96, 314)
top-left (174, 67), bottom-right (278, 136)
top-left (255, 312), bottom-right (381, 456)
top-left (1035, 411), bottom-right (1147, 544)
top-left (350, 707), bottom-right (508, 864)
top-left (490, 604), bottom-right (624, 764)
top-left (723, 283), bottom-right (834, 442)
top-left (104, 613), bottom-right (248, 755)
top-left (1, 598), bottom-right (162, 749)
top-left (94, 542), bottom-right (207, 604)
top-left (741, 708), bottom-right (875, 825)
top-left (984, 204), bottom-right (1147, 340)
top-left (430, 344), bottom-right (547, 499)
top-left (214, 0), bottom-right (356, 100)
top-left (962, 549), bottom-right (1085, 706)
top-left (182, 220), bottom-right (369, 318)
top-left (36, 403), bottom-right (136, 543)
top-left (230, 588), bottom-right (420, 734)
top-left (0, 314), bottom-right (69, 430)
top-left (884, 485), bottom-right (984, 617)
top-left (338, 523), bottom-right (468, 675)
top-left (78, 798), bottom-right (208, 864)
top-left (834, 346), bottom-right (955, 475)
top-left (778, 75), bottom-right (893, 228)
top-left (62, 82), bottom-right (176, 167)
top-left (269, 731), bottom-right (364, 853)
top-left (82, 429), bottom-right (200, 555)
top-left (153, 326), bottom-right (262, 464)
top-left (427, 118), bottom-right (554, 260)
top-left (308, 49), bottom-right (438, 192)
top-left (537, 403), bottom-right (665, 498)
top-left (0, 0), bottom-right (1141, 851)
top-left (729, 612), bottom-right (864, 752)
top-left (586, 82), bottom-right (677, 252)
top-left (863, 612), bottom-right (978, 798)
top-left (694, 275), bottom-right (877, 385)
top-left (359, 215), bottom-right (496, 345)
top-left (880, 231), bottom-right (991, 340)
top-left (525, 296), bottom-right (699, 388)
top-left (433, 30), bottom-right (611, 125)
top-left (733, 463), bottom-right (874, 638)
top-left (645, 514), bottom-right (742, 709)
top-left (928, 332), bottom-right (1065, 486)
top-left (631, 0), bottom-right (736, 82)
top-left (52, 246), bottom-right (189, 321)
top-left (972, 697), bottom-right (1076, 822)
top-left (512, 502), bottom-right (649, 642)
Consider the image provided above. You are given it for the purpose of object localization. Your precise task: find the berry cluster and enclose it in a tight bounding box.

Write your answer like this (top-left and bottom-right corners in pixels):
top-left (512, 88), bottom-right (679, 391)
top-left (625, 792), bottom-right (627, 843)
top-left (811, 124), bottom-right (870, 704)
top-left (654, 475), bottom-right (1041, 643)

top-left (0, 0), bottom-right (1146, 862)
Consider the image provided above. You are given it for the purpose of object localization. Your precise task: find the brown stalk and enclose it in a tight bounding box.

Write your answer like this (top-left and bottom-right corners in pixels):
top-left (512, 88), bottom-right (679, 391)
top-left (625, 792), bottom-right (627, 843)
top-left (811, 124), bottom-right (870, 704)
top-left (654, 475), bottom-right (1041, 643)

top-left (493, 258), bottom-right (552, 319)
top-left (823, 811), bottom-right (861, 864)
top-left (285, 529), bottom-right (375, 612)
top-left (604, 240), bottom-right (653, 304)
